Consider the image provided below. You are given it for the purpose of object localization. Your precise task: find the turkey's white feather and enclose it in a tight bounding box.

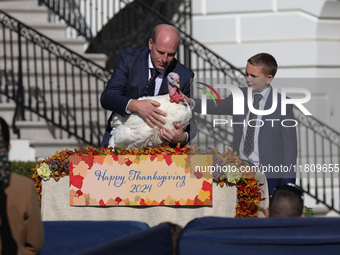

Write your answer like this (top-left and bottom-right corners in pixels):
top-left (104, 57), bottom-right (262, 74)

top-left (108, 94), bottom-right (191, 149)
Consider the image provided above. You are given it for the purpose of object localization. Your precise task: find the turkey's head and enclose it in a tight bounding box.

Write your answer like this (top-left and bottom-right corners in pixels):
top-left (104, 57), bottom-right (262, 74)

top-left (167, 72), bottom-right (185, 103)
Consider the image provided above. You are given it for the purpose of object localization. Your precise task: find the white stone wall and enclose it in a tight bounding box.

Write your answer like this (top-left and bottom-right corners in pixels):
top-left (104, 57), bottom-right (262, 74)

top-left (192, 0), bottom-right (340, 76)
top-left (192, 0), bottom-right (340, 129)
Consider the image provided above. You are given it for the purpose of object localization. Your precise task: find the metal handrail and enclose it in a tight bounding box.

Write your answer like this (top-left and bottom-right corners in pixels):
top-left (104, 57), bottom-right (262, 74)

top-left (0, 10), bottom-right (111, 146)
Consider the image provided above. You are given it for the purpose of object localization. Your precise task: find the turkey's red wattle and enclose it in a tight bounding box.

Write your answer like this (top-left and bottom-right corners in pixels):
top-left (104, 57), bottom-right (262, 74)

top-left (170, 89), bottom-right (185, 103)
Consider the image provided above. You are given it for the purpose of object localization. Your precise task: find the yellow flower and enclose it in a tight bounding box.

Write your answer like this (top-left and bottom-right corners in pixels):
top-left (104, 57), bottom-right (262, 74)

top-left (226, 170), bottom-right (242, 184)
top-left (37, 163), bottom-right (52, 181)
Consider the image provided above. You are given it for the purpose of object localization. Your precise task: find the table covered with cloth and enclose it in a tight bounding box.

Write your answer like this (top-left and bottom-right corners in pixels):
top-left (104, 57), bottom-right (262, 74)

top-left (41, 172), bottom-right (269, 227)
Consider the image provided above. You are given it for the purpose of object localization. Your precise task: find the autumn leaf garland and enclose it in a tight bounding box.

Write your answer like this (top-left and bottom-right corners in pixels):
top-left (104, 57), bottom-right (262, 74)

top-left (31, 144), bottom-right (265, 217)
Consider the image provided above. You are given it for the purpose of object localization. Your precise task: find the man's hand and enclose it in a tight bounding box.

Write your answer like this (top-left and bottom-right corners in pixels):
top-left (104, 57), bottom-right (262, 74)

top-left (158, 122), bottom-right (187, 144)
top-left (127, 99), bottom-right (167, 128)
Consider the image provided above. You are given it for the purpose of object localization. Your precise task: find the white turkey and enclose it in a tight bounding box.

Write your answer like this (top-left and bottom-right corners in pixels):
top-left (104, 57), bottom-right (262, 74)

top-left (108, 72), bottom-right (192, 149)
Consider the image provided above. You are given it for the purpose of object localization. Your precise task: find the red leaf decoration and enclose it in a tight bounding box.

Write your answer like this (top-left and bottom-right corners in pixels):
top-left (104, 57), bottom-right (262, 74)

top-left (81, 155), bottom-right (94, 169)
top-left (69, 162), bottom-right (74, 175)
top-left (202, 180), bottom-right (212, 192)
top-left (163, 155), bottom-right (172, 166)
top-left (159, 199), bottom-right (165, 206)
top-left (125, 159), bottom-right (133, 166)
top-left (76, 190), bottom-right (83, 197)
top-left (99, 199), bottom-right (105, 206)
top-left (70, 174), bottom-right (84, 189)
top-left (194, 195), bottom-right (204, 205)
top-left (150, 155), bottom-right (157, 161)
top-left (115, 197), bottom-right (122, 204)
top-left (140, 198), bottom-right (147, 206)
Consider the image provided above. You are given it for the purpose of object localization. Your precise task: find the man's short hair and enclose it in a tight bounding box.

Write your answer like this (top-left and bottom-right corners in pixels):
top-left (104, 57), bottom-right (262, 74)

top-left (269, 184), bottom-right (304, 217)
top-left (0, 117), bottom-right (10, 150)
top-left (247, 53), bottom-right (278, 77)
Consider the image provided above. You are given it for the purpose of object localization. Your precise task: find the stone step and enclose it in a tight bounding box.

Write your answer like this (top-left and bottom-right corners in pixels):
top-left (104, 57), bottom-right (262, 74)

top-left (0, 94), bottom-right (108, 112)
top-left (0, 2), bottom-right (108, 68)
top-left (16, 120), bottom-right (60, 140)
top-left (55, 38), bottom-right (87, 53)
top-left (0, 83), bottom-right (104, 97)
top-left (14, 120), bottom-right (103, 159)
top-left (15, 107), bottom-right (107, 122)
top-left (23, 84), bottom-right (105, 94)
top-left (0, 35), bottom-right (107, 61)
top-left (0, 37), bottom-right (87, 54)
top-left (0, 67), bottom-right (110, 80)
top-left (0, 101), bottom-right (16, 132)
top-left (302, 187), bottom-right (340, 216)
top-left (16, 120), bottom-right (105, 142)
top-left (0, 58), bottom-right (107, 78)
top-left (325, 210), bottom-right (340, 217)
top-left (31, 139), bottom-right (87, 160)
top-left (312, 207), bottom-right (330, 217)
top-left (21, 95), bottom-right (103, 109)
top-left (0, 74), bottom-right (107, 99)
top-left (84, 53), bottom-right (108, 67)
top-left (0, 102), bottom-right (22, 142)
top-left (31, 23), bottom-right (68, 39)
top-left (0, 0), bottom-right (42, 9)
top-left (0, 56), bottom-right (107, 78)
top-left (0, 100), bottom-right (16, 108)
top-left (15, 119), bottom-right (107, 139)
top-left (2, 6), bottom-right (50, 23)
top-left (8, 139), bottom-right (35, 161)
top-left (0, 22), bottom-right (68, 40)
top-left (0, 80), bottom-right (107, 95)
top-left (16, 120), bottom-right (104, 137)
top-left (0, 42), bottom-right (107, 67)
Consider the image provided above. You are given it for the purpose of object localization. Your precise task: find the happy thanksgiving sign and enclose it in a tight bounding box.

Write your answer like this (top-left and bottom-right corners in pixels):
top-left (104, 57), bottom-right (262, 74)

top-left (69, 155), bottom-right (212, 206)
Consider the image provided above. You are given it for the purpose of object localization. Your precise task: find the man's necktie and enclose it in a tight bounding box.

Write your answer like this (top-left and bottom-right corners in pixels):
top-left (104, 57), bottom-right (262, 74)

top-left (143, 68), bottom-right (159, 97)
top-left (244, 93), bottom-right (263, 157)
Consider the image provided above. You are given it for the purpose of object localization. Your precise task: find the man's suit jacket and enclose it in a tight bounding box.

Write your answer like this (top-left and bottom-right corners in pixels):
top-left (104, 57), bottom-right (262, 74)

top-left (101, 47), bottom-right (195, 146)
top-left (0, 173), bottom-right (45, 255)
top-left (194, 87), bottom-right (297, 194)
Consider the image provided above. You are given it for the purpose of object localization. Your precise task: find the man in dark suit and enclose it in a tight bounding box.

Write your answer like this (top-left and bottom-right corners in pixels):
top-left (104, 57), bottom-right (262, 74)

top-left (187, 53), bottom-right (297, 194)
top-left (101, 24), bottom-right (195, 147)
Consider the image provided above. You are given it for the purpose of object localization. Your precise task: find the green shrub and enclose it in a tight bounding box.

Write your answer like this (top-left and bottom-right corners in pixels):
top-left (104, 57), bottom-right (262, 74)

top-left (304, 206), bottom-right (315, 217)
top-left (10, 161), bottom-right (39, 178)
